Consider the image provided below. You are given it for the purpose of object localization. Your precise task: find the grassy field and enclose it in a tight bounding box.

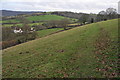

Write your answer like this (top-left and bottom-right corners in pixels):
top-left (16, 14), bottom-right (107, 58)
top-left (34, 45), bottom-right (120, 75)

top-left (1, 15), bottom-right (76, 24)
top-left (2, 19), bottom-right (118, 78)
top-left (2, 24), bottom-right (22, 27)
top-left (2, 22), bottom-right (44, 27)
top-left (2, 14), bottom-right (77, 27)
top-left (1, 15), bottom-right (67, 24)
top-left (37, 28), bottom-right (63, 38)
top-left (0, 19), bottom-right (20, 23)
top-left (26, 15), bottom-right (66, 22)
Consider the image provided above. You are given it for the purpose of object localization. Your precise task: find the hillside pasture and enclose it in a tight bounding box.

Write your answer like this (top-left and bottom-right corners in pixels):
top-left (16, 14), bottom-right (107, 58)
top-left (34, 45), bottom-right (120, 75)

top-left (37, 28), bottom-right (63, 38)
top-left (2, 19), bottom-right (118, 78)
top-left (26, 15), bottom-right (66, 22)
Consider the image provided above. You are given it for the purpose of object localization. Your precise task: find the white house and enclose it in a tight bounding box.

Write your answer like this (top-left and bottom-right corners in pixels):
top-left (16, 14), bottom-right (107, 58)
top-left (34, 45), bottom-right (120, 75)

top-left (30, 27), bottom-right (35, 32)
top-left (14, 29), bottom-right (23, 33)
top-left (13, 27), bottom-right (35, 33)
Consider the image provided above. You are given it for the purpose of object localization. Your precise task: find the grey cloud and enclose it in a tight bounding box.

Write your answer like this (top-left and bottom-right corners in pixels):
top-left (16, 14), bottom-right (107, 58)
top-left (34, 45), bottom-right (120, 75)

top-left (1, 0), bottom-right (119, 13)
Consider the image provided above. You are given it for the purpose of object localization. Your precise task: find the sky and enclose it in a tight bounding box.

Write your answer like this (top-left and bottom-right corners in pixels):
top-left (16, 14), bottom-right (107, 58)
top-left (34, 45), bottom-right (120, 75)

top-left (0, 0), bottom-right (120, 14)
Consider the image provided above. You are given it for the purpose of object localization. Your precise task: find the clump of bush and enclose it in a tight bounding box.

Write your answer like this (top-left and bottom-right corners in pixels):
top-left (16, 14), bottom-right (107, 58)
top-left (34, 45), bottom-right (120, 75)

top-left (2, 26), bottom-right (37, 49)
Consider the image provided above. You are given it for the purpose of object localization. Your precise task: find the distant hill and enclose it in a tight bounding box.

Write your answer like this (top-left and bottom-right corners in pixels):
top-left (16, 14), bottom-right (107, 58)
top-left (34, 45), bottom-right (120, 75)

top-left (0, 10), bottom-right (42, 17)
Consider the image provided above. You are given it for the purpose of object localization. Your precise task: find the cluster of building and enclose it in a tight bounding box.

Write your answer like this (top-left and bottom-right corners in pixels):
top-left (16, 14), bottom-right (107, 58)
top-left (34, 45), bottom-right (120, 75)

top-left (13, 27), bottom-right (35, 33)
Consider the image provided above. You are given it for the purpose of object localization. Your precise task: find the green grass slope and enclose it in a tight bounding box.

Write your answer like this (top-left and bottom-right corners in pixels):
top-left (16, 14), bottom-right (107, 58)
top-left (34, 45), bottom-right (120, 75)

top-left (26, 15), bottom-right (66, 22)
top-left (37, 28), bottom-right (63, 38)
top-left (2, 19), bottom-right (118, 78)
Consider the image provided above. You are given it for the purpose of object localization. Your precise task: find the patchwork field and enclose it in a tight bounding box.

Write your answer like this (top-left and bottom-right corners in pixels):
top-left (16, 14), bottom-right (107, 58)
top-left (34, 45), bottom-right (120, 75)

top-left (2, 22), bottom-right (44, 27)
top-left (0, 19), bottom-right (20, 23)
top-left (2, 14), bottom-right (78, 27)
top-left (2, 19), bottom-right (118, 78)
top-left (26, 15), bottom-right (66, 22)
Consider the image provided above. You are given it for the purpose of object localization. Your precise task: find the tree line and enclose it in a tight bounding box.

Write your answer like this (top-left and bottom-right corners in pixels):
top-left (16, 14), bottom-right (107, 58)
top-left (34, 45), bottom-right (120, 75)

top-left (52, 8), bottom-right (118, 24)
top-left (96, 8), bottom-right (118, 21)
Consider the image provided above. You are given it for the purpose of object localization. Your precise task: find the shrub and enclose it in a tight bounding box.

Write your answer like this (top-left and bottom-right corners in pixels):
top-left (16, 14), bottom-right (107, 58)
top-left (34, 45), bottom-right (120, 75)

top-left (2, 40), bottom-right (17, 49)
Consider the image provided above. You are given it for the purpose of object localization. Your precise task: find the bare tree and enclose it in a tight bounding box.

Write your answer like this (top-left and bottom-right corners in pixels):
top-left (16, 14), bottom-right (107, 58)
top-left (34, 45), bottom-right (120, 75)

top-left (59, 18), bottom-right (70, 30)
top-left (96, 11), bottom-right (107, 21)
top-left (2, 27), bottom-right (15, 41)
top-left (106, 8), bottom-right (117, 19)
top-left (79, 14), bottom-right (89, 25)
top-left (96, 8), bottom-right (117, 22)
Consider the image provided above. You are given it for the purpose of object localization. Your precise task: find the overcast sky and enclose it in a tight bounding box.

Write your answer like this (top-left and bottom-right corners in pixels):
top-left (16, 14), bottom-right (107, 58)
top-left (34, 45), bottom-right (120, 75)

top-left (0, 0), bottom-right (119, 14)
